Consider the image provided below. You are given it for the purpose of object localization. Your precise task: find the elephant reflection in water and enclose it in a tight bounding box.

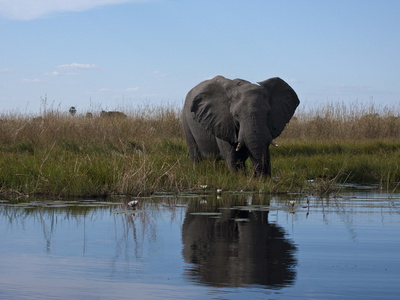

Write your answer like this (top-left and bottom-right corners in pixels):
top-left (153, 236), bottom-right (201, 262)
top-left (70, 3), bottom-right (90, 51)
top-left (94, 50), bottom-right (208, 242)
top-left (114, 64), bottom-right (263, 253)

top-left (182, 208), bottom-right (297, 288)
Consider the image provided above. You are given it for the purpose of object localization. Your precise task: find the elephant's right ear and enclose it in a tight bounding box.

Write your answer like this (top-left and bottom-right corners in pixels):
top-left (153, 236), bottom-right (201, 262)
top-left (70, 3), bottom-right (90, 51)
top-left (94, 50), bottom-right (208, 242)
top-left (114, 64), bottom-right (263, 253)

top-left (258, 77), bottom-right (300, 139)
top-left (189, 80), bottom-right (237, 143)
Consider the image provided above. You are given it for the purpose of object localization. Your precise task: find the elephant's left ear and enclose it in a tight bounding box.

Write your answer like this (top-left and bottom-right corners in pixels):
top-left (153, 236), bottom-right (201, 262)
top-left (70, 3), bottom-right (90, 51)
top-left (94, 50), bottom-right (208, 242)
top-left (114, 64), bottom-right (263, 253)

top-left (258, 77), bottom-right (300, 139)
top-left (189, 81), bottom-right (237, 143)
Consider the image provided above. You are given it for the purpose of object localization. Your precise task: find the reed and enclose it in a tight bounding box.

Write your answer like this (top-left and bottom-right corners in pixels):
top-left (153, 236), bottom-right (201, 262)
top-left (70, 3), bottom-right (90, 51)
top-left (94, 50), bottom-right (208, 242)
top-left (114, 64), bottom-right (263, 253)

top-left (282, 101), bottom-right (400, 140)
top-left (0, 102), bottom-right (399, 197)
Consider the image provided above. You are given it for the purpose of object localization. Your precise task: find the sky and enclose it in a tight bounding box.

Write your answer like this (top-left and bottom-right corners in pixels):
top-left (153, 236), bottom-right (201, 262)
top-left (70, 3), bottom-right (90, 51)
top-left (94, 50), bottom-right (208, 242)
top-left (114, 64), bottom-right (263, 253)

top-left (0, 0), bottom-right (399, 115)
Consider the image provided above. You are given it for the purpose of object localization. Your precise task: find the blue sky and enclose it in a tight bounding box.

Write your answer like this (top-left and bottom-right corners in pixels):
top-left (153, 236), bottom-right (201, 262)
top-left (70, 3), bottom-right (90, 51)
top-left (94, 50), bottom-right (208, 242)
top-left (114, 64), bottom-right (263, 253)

top-left (0, 0), bottom-right (399, 115)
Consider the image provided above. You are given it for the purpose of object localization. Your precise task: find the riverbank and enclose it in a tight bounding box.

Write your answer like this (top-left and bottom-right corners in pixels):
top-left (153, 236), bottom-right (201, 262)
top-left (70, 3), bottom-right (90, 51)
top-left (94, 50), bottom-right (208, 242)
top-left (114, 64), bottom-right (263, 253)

top-left (0, 104), bottom-right (399, 198)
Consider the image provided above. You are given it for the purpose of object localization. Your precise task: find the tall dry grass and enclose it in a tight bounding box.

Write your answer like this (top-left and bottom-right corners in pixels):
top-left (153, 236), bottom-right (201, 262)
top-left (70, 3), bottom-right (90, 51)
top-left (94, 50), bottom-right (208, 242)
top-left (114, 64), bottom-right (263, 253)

top-left (0, 106), bottom-right (182, 150)
top-left (0, 102), bottom-right (399, 197)
top-left (282, 102), bottom-right (400, 140)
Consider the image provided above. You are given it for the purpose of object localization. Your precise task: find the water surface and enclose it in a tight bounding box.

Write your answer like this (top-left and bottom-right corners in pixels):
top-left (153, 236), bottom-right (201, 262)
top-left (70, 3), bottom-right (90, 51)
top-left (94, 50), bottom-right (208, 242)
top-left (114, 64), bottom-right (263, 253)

top-left (1, 190), bottom-right (399, 299)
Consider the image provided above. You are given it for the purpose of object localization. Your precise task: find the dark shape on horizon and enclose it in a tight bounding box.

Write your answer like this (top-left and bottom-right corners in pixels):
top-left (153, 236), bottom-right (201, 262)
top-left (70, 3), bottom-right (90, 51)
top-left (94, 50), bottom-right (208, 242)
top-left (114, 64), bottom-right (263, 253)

top-left (69, 106), bottom-right (77, 116)
top-left (100, 110), bottom-right (127, 118)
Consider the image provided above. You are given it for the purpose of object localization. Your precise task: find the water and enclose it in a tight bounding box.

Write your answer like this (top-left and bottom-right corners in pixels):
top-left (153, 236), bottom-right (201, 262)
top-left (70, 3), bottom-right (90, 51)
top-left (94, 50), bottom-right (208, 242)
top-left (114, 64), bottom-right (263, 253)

top-left (0, 190), bottom-right (399, 300)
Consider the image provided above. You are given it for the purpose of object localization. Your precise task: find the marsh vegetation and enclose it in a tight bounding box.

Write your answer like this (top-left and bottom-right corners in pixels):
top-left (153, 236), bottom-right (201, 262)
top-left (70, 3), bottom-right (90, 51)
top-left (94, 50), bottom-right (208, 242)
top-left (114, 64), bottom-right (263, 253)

top-left (0, 103), bottom-right (399, 197)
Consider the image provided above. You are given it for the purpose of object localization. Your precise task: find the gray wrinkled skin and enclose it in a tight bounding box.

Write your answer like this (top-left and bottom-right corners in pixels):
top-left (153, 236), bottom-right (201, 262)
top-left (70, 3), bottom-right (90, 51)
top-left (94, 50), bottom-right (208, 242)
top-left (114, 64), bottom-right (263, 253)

top-left (182, 76), bottom-right (300, 176)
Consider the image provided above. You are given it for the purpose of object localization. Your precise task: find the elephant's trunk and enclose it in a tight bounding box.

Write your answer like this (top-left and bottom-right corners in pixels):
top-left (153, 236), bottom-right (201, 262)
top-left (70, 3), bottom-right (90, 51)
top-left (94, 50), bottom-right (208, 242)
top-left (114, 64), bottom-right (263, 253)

top-left (241, 118), bottom-right (273, 176)
top-left (248, 142), bottom-right (271, 176)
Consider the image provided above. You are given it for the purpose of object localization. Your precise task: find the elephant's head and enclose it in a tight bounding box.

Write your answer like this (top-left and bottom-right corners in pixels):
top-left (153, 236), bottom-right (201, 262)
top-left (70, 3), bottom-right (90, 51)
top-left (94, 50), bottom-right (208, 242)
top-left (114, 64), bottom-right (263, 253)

top-left (190, 76), bottom-right (299, 175)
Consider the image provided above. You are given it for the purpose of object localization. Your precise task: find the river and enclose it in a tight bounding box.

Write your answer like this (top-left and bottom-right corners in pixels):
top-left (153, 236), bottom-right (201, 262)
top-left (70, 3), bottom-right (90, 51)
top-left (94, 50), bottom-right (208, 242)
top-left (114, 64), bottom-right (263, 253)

top-left (1, 188), bottom-right (399, 299)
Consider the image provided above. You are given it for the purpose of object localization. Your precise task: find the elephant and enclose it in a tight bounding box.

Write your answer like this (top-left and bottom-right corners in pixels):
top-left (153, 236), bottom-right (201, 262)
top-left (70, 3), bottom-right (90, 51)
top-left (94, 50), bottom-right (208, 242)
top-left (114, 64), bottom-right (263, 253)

top-left (182, 76), bottom-right (300, 176)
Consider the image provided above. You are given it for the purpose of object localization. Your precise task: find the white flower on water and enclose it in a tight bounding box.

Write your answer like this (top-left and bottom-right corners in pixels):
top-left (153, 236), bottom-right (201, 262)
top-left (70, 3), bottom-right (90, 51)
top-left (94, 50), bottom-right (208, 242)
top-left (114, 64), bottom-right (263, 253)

top-left (128, 200), bottom-right (138, 207)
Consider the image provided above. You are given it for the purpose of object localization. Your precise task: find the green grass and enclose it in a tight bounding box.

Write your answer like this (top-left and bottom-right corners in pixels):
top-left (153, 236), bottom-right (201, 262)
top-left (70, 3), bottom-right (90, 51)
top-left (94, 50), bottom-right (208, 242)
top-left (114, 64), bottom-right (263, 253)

top-left (0, 104), bottom-right (399, 198)
top-left (276, 140), bottom-right (400, 192)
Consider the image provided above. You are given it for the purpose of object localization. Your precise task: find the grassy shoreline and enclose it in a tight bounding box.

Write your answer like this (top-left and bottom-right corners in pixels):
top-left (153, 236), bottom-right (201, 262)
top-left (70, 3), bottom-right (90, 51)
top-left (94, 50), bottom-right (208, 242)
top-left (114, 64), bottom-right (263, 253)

top-left (1, 104), bottom-right (399, 198)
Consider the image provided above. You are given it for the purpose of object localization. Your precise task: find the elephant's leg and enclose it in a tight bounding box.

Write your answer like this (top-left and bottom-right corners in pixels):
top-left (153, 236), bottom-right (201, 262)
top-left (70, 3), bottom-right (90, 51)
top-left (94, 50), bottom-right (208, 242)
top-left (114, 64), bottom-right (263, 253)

top-left (182, 120), bottom-right (202, 162)
top-left (182, 115), bottom-right (220, 161)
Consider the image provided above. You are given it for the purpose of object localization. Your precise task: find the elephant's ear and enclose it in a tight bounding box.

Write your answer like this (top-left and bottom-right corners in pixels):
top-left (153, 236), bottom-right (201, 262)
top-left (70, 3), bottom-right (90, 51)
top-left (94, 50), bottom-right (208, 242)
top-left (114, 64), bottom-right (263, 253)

top-left (189, 79), bottom-right (237, 143)
top-left (258, 77), bottom-right (300, 139)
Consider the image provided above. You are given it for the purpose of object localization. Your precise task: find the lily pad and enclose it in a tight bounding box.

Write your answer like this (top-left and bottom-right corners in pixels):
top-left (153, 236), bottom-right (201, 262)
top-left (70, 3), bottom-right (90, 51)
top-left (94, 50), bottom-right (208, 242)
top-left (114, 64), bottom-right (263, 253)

top-left (89, 202), bottom-right (120, 205)
top-left (233, 205), bottom-right (271, 211)
top-left (7, 204), bottom-right (33, 207)
top-left (24, 202), bottom-right (44, 206)
top-left (76, 204), bottom-right (108, 207)
top-left (232, 218), bottom-right (250, 222)
top-left (152, 192), bottom-right (176, 198)
top-left (190, 212), bottom-right (222, 216)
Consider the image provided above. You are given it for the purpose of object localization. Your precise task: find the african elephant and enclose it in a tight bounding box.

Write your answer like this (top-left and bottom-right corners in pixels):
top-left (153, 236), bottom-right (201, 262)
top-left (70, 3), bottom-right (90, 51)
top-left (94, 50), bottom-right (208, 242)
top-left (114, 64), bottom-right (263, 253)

top-left (182, 76), bottom-right (300, 176)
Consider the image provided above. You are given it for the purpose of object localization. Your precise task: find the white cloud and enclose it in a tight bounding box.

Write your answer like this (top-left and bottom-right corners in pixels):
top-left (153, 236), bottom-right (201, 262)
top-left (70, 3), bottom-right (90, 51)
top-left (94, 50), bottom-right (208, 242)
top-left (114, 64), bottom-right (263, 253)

top-left (45, 71), bottom-right (60, 76)
top-left (57, 63), bottom-right (98, 70)
top-left (0, 67), bottom-right (11, 73)
top-left (125, 87), bottom-right (139, 92)
top-left (22, 78), bottom-right (41, 83)
top-left (0, 0), bottom-right (146, 21)
top-left (152, 70), bottom-right (167, 77)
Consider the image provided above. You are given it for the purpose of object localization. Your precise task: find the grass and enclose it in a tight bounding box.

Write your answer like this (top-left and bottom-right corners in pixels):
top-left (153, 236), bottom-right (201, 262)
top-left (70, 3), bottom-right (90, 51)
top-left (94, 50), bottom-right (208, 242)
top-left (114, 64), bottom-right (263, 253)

top-left (0, 102), bottom-right (399, 198)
